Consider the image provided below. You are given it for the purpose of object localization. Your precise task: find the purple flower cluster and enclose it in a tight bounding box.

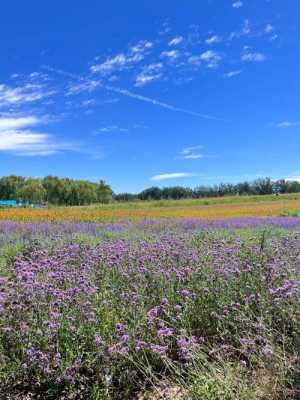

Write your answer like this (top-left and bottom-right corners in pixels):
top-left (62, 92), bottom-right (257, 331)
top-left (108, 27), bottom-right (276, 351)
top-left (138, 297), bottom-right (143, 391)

top-left (0, 218), bottom-right (299, 393)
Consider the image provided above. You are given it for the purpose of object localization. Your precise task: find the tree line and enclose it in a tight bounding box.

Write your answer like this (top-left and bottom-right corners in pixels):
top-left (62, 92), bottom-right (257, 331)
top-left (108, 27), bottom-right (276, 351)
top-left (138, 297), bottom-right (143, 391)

top-left (0, 175), bottom-right (113, 205)
top-left (114, 178), bottom-right (300, 201)
top-left (1, 176), bottom-right (300, 206)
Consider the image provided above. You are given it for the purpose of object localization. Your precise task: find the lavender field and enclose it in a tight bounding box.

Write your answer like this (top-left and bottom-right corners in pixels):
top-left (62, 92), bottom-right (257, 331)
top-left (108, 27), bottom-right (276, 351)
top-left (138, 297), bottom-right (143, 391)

top-left (0, 218), bottom-right (299, 399)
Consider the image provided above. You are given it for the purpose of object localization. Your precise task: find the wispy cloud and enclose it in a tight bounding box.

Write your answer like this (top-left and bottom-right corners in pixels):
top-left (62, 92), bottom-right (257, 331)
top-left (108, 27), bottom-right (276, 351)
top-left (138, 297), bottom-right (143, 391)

top-left (44, 66), bottom-right (218, 120)
top-left (104, 85), bottom-right (218, 119)
top-left (160, 50), bottom-right (180, 60)
top-left (269, 34), bottom-right (278, 41)
top-left (241, 48), bottom-right (266, 62)
top-left (0, 114), bottom-right (100, 157)
top-left (90, 53), bottom-right (129, 75)
top-left (151, 172), bottom-right (194, 181)
top-left (274, 121), bottom-right (300, 128)
top-left (176, 145), bottom-right (214, 160)
top-left (130, 40), bottom-right (153, 54)
top-left (189, 50), bottom-right (222, 68)
top-left (205, 35), bottom-right (221, 45)
top-left (91, 40), bottom-right (153, 76)
top-left (135, 73), bottom-right (163, 87)
top-left (81, 99), bottom-right (97, 107)
top-left (0, 115), bottom-right (73, 156)
top-left (0, 116), bottom-right (44, 131)
top-left (181, 153), bottom-right (203, 160)
top-left (232, 1), bottom-right (243, 8)
top-left (229, 19), bottom-right (251, 40)
top-left (93, 123), bottom-right (147, 134)
top-left (168, 36), bottom-right (184, 46)
top-left (66, 80), bottom-right (101, 96)
top-left (265, 24), bottom-right (274, 34)
top-left (93, 125), bottom-right (129, 134)
top-left (223, 70), bottom-right (242, 78)
top-left (0, 83), bottom-right (54, 108)
top-left (134, 63), bottom-right (164, 87)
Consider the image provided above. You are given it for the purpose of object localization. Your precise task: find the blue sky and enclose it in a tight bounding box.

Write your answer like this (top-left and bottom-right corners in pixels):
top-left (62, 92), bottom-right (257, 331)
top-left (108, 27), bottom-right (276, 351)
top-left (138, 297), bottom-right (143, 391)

top-left (0, 0), bottom-right (299, 193)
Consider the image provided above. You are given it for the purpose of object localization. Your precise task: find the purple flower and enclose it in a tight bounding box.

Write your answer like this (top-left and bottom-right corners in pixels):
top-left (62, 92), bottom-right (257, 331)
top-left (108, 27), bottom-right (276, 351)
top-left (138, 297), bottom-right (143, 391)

top-left (94, 335), bottom-right (102, 345)
top-left (157, 327), bottom-right (173, 338)
top-left (149, 344), bottom-right (168, 356)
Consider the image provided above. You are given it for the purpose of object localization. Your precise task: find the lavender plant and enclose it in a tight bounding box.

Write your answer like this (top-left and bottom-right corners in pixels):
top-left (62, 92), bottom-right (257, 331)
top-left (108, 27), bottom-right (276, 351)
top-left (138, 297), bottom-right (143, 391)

top-left (0, 219), bottom-right (299, 399)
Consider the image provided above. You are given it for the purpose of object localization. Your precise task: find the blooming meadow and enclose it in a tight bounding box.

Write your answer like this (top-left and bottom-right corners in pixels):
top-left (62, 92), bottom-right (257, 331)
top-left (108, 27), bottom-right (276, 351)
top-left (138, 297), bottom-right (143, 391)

top-left (0, 218), bottom-right (299, 399)
top-left (1, 194), bottom-right (300, 223)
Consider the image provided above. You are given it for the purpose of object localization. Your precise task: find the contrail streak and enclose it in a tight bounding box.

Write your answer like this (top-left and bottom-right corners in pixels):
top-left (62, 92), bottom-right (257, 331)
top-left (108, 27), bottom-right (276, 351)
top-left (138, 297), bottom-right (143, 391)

top-left (43, 65), bottom-right (219, 120)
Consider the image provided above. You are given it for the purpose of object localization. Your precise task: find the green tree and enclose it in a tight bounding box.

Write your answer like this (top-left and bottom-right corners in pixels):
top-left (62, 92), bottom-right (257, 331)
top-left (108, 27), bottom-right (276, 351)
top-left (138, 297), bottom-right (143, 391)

top-left (97, 180), bottom-right (113, 204)
top-left (0, 175), bottom-right (25, 199)
top-left (17, 179), bottom-right (46, 203)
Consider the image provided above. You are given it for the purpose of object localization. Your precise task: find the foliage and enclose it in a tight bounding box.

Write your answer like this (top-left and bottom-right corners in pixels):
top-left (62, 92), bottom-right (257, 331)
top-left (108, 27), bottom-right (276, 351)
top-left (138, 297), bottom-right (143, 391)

top-left (0, 175), bottom-right (113, 206)
top-left (16, 178), bottom-right (46, 203)
top-left (115, 178), bottom-right (300, 201)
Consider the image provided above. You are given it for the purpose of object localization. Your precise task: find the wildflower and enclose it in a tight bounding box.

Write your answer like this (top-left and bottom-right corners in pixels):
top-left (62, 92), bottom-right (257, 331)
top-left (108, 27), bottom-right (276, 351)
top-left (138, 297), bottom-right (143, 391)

top-left (120, 334), bottom-right (129, 342)
top-left (149, 344), bottom-right (168, 356)
top-left (135, 340), bottom-right (148, 351)
top-left (157, 327), bottom-right (173, 338)
top-left (94, 334), bottom-right (102, 345)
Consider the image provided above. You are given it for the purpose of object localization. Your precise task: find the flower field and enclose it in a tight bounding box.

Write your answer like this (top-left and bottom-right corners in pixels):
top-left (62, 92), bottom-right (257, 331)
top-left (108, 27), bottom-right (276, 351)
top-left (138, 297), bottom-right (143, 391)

top-left (0, 218), bottom-right (299, 399)
top-left (1, 194), bottom-right (300, 223)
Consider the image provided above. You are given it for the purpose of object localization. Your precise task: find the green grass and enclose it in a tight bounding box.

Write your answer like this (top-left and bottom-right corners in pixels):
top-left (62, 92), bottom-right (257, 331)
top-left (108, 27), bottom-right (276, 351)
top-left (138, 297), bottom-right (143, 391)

top-left (87, 193), bottom-right (300, 210)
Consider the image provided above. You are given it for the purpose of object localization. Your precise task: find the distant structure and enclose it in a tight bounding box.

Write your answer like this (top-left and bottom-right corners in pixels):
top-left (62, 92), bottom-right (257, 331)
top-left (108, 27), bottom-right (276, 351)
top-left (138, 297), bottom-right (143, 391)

top-left (0, 200), bottom-right (46, 208)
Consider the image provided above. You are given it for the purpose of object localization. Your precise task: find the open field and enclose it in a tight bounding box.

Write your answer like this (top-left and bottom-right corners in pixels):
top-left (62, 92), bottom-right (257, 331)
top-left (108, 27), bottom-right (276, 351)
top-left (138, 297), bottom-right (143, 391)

top-left (1, 189), bottom-right (300, 399)
top-left (0, 218), bottom-right (299, 399)
top-left (1, 194), bottom-right (300, 222)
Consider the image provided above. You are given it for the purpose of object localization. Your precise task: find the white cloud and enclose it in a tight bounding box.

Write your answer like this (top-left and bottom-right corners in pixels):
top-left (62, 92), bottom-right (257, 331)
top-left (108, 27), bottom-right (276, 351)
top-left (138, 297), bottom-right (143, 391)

top-left (179, 145), bottom-right (205, 160)
top-left (175, 145), bottom-right (216, 161)
top-left (0, 116), bottom-right (42, 131)
top-left (0, 130), bottom-right (58, 156)
top-left (45, 65), bottom-right (218, 120)
top-left (94, 125), bottom-right (129, 134)
top-left (270, 34), bottom-right (278, 41)
top-left (241, 50), bottom-right (266, 62)
top-left (81, 99), bottom-right (96, 107)
top-left (90, 53), bottom-right (128, 75)
top-left (242, 20), bottom-right (251, 35)
top-left (229, 19), bottom-right (250, 40)
top-left (160, 50), bottom-right (180, 59)
top-left (130, 40), bottom-right (153, 54)
top-left (151, 172), bottom-right (194, 181)
top-left (135, 73), bottom-right (162, 87)
top-left (182, 145), bottom-right (204, 154)
top-left (168, 36), bottom-right (183, 46)
top-left (134, 63), bottom-right (164, 87)
top-left (189, 50), bottom-right (222, 68)
top-left (0, 115), bottom-right (75, 156)
top-left (183, 154), bottom-right (203, 159)
top-left (223, 70), bottom-right (242, 78)
top-left (265, 24), bottom-right (274, 34)
top-left (205, 35), bottom-right (221, 45)
top-left (67, 80), bottom-right (101, 96)
top-left (274, 121), bottom-right (299, 128)
top-left (0, 83), bottom-right (53, 108)
top-left (91, 41), bottom-right (153, 76)
top-left (232, 1), bottom-right (243, 8)
top-left (199, 50), bottom-right (222, 67)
